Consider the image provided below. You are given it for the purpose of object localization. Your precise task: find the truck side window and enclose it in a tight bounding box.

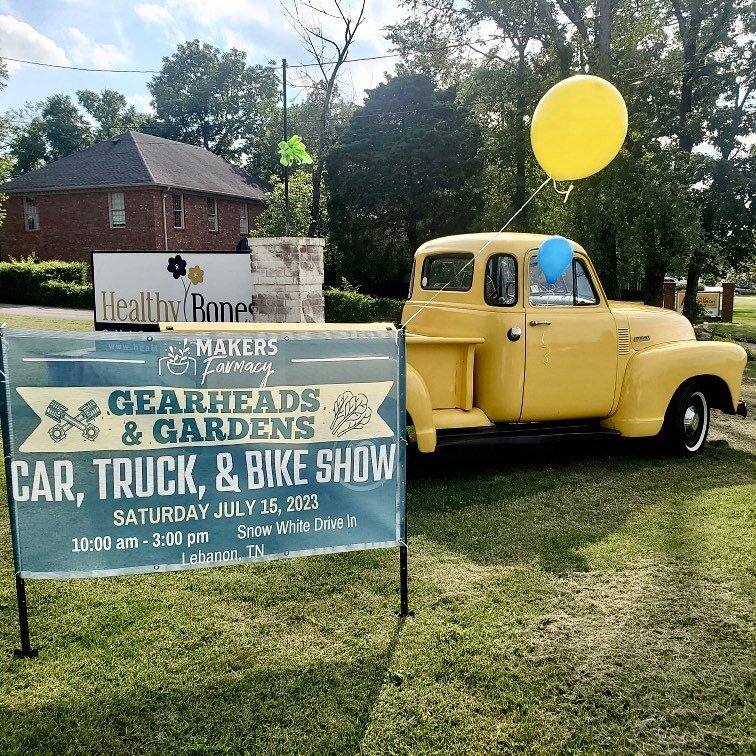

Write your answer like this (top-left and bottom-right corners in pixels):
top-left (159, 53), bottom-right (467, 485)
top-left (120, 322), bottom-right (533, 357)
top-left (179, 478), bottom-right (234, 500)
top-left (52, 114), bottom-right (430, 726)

top-left (421, 254), bottom-right (474, 291)
top-left (529, 256), bottom-right (599, 306)
top-left (485, 255), bottom-right (517, 306)
top-left (574, 259), bottom-right (599, 304)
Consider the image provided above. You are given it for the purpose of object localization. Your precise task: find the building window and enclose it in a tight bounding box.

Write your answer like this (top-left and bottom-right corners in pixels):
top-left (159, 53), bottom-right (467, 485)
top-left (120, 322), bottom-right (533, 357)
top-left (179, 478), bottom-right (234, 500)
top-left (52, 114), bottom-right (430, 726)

top-left (109, 192), bottom-right (125, 227)
top-left (172, 194), bottom-right (184, 229)
top-left (207, 198), bottom-right (218, 231)
top-left (24, 197), bottom-right (39, 231)
top-left (239, 203), bottom-right (249, 235)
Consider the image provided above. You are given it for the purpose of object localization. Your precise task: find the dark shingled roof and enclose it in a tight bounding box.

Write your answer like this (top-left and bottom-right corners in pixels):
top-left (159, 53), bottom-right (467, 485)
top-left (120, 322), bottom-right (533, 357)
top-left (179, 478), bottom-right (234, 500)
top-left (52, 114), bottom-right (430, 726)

top-left (0, 131), bottom-right (267, 202)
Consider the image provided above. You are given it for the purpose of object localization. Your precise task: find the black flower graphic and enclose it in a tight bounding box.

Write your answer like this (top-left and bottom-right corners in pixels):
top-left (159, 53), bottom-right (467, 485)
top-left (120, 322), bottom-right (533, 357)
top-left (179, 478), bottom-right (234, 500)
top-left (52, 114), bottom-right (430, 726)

top-left (167, 255), bottom-right (187, 279)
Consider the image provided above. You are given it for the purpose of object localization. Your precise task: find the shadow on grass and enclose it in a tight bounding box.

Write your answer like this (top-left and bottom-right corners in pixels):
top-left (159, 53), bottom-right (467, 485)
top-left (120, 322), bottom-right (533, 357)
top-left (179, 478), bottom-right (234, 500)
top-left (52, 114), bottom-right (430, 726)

top-left (0, 604), bottom-right (410, 756)
top-left (406, 437), bottom-right (756, 574)
top-left (0, 648), bottom-right (393, 755)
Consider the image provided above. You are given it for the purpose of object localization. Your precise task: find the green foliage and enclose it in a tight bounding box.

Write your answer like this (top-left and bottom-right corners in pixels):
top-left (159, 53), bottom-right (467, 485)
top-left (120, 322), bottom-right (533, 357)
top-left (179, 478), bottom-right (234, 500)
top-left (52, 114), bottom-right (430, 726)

top-left (323, 288), bottom-right (404, 324)
top-left (77, 89), bottom-right (149, 140)
top-left (37, 279), bottom-right (94, 309)
top-left (251, 172), bottom-right (314, 238)
top-left (0, 258), bottom-right (91, 307)
top-left (684, 297), bottom-right (709, 324)
top-left (388, 0), bottom-right (755, 305)
top-left (327, 74), bottom-right (482, 296)
top-left (278, 134), bottom-right (313, 167)
top-left (8, 95), bottom-right (93, 175)
top-left (147, 40), bottom-right (279, 170)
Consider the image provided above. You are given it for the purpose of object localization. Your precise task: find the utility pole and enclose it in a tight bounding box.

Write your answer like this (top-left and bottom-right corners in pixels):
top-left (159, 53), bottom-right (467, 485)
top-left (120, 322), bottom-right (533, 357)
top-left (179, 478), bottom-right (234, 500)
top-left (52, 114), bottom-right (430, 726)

top-left (282, 58), bottom-right (290, 236)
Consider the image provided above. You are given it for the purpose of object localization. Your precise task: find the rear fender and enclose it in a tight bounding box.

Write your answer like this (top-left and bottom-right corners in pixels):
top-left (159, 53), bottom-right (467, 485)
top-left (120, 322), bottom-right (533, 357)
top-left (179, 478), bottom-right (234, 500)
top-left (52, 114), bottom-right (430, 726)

top-left (406, 364), bottom-right (436, 452)
top-left (602, 340), bottom-right (747, 437)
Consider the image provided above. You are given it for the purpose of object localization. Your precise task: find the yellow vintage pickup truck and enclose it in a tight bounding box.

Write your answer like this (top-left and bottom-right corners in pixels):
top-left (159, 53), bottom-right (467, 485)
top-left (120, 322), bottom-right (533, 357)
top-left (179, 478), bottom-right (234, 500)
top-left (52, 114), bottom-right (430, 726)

top-left (402, 232), bottom-right (747, 456)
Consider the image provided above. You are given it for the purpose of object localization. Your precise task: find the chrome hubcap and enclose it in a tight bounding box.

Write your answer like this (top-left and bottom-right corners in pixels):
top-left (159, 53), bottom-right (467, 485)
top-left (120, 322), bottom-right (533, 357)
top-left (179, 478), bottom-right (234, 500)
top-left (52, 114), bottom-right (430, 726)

top-left (684, 405), bottom-right (701, 436)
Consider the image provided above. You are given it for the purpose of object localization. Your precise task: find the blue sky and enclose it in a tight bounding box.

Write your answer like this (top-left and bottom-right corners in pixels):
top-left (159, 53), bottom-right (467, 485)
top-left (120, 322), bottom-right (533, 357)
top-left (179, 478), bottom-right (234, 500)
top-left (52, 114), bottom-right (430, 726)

top-left (0, 0), bottom-right (403, 117)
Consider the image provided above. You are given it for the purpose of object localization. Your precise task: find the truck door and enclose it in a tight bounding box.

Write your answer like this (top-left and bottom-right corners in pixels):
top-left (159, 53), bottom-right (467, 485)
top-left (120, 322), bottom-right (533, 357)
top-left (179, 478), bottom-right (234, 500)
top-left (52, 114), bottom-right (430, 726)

top-left (472, 253), bottom-right (527, 423)
top-left (521, 253), bottom-right (617, 422)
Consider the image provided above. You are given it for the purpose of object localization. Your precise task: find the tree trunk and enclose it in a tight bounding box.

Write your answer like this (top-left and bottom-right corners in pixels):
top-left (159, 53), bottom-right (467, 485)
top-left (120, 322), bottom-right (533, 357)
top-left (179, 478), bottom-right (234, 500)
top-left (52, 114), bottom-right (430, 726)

top-left (308, 160), bottom-right (325, 238)
top-left (682, 255), bottom-right (703, 319)
top-left (678, 67), bottom-right (696, 154)
top-left (596, 0), bottom-right (612, 78)
top-left (308, 79), bottom-right (336, 238)
top-left (643, 260), bottom-right (666, 306)
top-left (513, 44), bottom-right (527, 227)
top-left (600, 221), bottom-right (619, 299)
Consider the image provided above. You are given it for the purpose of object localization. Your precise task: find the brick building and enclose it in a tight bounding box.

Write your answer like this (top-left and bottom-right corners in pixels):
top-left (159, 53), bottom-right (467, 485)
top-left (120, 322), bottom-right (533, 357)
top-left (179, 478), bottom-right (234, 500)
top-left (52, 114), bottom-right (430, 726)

top-left (0, 131), bottom-right (267, 266)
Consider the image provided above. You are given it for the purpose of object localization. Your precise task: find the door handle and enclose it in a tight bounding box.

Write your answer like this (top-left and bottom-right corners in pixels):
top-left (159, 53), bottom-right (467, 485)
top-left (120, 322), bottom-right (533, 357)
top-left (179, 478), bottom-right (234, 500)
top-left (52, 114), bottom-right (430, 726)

top-left (529, 320), bottom-right (551, 326)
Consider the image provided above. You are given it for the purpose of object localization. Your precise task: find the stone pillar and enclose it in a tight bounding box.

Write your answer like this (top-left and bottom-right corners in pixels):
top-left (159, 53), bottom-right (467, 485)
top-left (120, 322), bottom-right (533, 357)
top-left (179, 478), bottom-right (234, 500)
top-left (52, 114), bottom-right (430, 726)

top-left (663, 281), bottom-right (677, 311)
top-left (248, 237), bottom-right (325, 323)
top-left (721, 282), bottom-right (735, 323)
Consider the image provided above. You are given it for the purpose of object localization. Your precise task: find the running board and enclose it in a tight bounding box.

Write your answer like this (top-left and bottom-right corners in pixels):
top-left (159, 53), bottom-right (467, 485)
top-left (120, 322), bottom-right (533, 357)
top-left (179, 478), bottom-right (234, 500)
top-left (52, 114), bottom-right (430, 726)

top-left (435, 422), bottom-right (621, 449)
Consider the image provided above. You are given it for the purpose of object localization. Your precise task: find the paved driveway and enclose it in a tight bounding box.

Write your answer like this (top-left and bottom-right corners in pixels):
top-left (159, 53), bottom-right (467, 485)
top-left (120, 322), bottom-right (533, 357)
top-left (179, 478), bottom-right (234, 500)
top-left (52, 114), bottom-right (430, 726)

top-left (0, 303), bottom-right (93, 321)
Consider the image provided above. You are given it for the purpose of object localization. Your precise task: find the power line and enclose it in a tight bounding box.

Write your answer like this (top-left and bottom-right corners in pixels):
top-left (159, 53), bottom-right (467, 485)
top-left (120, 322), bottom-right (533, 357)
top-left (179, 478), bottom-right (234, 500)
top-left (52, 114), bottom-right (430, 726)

top-left (1, 57), bottom-right (161, 73)
top-left (1, 41), bottom-right (492, 76)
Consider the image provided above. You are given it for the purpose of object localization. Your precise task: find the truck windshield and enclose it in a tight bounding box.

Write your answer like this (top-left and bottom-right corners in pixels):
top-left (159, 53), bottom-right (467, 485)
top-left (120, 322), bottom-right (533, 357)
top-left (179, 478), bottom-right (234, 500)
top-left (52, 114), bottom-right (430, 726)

top-left (529, 256), bottom-right (599, 306)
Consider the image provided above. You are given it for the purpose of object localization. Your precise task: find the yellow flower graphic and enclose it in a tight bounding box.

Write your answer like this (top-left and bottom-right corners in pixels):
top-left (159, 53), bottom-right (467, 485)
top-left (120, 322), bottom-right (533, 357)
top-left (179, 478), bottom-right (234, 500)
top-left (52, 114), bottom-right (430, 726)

top-left (188, 266), bottom-right (205, 285)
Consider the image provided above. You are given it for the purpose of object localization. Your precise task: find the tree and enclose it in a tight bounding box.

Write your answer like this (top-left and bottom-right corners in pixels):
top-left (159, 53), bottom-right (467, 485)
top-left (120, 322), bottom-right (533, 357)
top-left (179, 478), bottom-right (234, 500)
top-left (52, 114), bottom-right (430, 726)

top-left (327, 75), bottom-right (483, 295)
top-left (148, 40), bottom-right (279, 166)
top-left (251, 171), bottom-right (315, 238)
top-left (283, 0), bottom-right (366, 237)
top-left (77, 89), bottom-right (149, 140)
top-left (664, 0), bottom-right (752, 317)
top-left (8, 95), bottom-right (92, 175)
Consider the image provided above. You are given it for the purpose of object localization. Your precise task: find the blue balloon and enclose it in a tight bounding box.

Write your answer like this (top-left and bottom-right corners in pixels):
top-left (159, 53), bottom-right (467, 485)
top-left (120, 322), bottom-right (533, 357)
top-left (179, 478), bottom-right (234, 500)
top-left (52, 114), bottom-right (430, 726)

top-left (537, 236), bottom-right (573, 286)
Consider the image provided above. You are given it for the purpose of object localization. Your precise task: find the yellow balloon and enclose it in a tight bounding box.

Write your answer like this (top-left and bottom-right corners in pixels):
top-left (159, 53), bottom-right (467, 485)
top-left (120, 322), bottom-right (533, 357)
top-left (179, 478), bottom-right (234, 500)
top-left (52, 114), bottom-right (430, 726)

top-left (530, 75), bottom-right (628, 181)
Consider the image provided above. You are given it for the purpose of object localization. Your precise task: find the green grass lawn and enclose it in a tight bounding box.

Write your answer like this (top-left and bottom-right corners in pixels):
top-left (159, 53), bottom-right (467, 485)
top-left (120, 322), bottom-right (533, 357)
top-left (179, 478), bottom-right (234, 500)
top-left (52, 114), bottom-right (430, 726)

top-left (708, 295), bottom-right (756, 343)
top-left (0, 318), bottom-right (754, 754)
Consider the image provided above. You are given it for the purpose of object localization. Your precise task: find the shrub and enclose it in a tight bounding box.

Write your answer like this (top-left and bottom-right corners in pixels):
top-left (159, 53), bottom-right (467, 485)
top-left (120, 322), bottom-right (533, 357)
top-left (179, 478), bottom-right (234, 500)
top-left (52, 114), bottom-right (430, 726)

top-left (324, 288), bottom-right (404, 324)
top-left (0, 258), bottom-right (90, 307)
top-left (38, 280), bottom-right (94, 309)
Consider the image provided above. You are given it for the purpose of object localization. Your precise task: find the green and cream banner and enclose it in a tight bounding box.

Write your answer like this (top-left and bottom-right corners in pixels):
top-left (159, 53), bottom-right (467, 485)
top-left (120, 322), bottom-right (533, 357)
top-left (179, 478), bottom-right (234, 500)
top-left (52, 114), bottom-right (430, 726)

top-left (0, 327), bottom-right (406, 579)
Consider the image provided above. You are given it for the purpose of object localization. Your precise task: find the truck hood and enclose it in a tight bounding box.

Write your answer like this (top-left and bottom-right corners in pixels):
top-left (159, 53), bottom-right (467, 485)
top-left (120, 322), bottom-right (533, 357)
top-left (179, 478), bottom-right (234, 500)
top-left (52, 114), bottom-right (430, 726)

top-left (609, 301), bottom-right (695, 350)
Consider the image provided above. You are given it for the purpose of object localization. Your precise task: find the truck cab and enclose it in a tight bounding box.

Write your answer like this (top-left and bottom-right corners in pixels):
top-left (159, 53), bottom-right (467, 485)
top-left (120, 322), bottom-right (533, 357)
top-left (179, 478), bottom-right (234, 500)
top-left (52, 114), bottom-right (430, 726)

top-left (402, 233), bottom-right (747, 455)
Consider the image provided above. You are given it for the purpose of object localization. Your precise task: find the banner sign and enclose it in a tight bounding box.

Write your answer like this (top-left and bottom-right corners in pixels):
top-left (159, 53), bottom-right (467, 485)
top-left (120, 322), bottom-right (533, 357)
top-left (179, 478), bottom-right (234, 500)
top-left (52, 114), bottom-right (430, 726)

top-left (92, 252), bottom-right (255, 330)
top-left (676, 289), bottom-right (722, 318)
top-left (0, 327), bottom-right (406, 579)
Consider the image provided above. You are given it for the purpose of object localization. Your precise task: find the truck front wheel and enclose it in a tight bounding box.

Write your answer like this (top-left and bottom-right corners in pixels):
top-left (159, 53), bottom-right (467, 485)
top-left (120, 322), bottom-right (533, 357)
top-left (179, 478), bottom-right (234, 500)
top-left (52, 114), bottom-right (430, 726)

top-left (659, 381), bottom-right (710, 456)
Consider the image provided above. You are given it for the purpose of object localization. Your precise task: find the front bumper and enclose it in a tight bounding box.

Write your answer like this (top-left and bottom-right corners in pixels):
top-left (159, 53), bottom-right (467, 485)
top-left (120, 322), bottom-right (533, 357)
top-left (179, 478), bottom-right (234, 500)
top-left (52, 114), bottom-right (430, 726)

top-left (736, 400), bottom-right (748, 418)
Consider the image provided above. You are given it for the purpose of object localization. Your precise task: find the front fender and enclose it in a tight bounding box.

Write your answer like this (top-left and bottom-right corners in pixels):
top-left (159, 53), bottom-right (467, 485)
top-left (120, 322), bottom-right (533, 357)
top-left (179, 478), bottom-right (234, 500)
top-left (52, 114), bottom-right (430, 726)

top-left (602, 340), bottom-right (747, 437)
top-left (406, 363), bottom-right (436, 452)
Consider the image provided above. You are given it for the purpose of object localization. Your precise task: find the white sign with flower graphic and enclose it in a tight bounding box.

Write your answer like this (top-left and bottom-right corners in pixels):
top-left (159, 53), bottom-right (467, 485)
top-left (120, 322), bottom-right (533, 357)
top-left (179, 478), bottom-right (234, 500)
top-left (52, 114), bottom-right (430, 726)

top-left (92, 252), bottom-right (254, 330)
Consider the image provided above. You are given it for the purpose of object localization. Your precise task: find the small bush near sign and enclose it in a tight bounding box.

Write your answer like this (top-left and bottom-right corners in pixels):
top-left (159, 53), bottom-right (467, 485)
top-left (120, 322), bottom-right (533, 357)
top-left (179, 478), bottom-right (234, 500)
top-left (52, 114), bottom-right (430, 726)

top-left (0, 258), bottom-right (93, 308)
top-left (324, 288), bottom-right (403, 324)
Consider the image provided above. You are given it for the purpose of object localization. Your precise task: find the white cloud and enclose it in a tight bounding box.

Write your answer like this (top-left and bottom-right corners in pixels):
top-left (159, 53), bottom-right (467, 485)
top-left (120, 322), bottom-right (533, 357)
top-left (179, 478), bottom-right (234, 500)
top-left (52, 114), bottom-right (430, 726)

top-left (135, 0), bottom-right (271, 29)
top-left (0, 14), bottom-right (70, 72)
top-left (125, 92), bottom-right (155, 113)
top-left (220, 26), bottom-right (261, 60)
top-left (135, 2), bottom-right (173, 26)
top-left (65, 27), bottom-right (129, 69)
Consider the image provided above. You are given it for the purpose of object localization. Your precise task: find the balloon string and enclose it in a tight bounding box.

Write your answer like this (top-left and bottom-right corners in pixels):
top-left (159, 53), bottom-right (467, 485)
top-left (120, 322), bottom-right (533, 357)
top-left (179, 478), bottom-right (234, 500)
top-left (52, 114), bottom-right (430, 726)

top-left (402, 176), bottom-right (551, 329)
top-left (552, 180), bottom-right (574, 204)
